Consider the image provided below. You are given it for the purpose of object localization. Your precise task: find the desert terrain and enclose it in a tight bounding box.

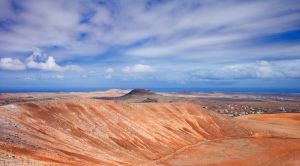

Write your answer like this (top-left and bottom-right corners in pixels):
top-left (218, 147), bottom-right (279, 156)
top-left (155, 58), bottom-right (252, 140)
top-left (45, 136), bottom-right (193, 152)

top-left (1, 89), bottom-right (300, 165)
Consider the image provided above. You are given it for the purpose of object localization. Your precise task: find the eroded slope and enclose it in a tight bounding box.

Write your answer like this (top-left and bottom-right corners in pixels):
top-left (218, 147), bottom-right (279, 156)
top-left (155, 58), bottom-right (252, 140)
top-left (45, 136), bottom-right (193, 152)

top-left (0, 99), bottom-right (299, 165)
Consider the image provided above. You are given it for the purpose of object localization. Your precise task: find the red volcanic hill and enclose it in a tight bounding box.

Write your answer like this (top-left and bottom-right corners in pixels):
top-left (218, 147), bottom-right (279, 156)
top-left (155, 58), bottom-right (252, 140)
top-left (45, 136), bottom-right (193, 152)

top-left (0, 99), bottom-right (300, 165)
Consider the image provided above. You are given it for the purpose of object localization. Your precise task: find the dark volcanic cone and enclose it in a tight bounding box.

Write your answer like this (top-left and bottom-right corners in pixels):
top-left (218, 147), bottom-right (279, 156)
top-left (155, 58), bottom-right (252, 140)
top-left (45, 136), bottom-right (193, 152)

top-left (124, 89), bottom-right (155, 96)
top-left (94, 88), bottom-right (183, 103)
top-left (117, 89), bottom-right (159, 102)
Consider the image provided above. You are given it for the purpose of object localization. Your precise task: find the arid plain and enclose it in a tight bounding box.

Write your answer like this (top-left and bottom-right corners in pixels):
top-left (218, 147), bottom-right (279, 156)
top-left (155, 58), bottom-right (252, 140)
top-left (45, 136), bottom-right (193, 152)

top-left (1, 89), bottom-right (300, 165)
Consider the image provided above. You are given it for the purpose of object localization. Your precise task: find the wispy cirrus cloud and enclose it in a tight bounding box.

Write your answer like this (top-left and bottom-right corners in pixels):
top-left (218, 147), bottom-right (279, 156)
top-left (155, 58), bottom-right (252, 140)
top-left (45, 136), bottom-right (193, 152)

top-left (1, 0), bottom-right (299, 60)
top-left (0, 0), bottom-right (300, 89)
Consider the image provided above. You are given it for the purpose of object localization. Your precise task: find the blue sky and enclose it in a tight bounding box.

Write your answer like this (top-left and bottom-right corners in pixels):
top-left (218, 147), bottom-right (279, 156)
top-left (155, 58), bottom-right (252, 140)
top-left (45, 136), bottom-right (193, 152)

top-left (0, 0), bottom-right (300, 92)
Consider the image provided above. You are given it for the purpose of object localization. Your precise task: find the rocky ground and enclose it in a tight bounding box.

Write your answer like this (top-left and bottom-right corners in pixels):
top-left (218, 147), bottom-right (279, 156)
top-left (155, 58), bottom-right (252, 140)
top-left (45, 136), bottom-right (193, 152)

top-left (0, 89), bottom-right (299, 165)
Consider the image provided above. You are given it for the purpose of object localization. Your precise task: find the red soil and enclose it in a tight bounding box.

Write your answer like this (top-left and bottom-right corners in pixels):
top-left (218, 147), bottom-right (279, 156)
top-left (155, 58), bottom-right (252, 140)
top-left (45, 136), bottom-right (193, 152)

top-left (0, 99), bottom-right (299, 165)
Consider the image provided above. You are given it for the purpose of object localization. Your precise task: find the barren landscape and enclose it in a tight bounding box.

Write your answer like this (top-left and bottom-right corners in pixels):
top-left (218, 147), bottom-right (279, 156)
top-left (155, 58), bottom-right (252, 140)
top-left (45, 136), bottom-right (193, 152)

top-left (1, 0), bottom-right (300, 165)
top-left (1, 89), bottom-right (300, 165)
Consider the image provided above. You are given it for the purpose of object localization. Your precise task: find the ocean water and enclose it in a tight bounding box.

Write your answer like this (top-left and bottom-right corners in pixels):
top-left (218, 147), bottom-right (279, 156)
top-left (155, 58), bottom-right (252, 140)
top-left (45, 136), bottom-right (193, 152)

top-left (151, 88), bottom-right (300, 94)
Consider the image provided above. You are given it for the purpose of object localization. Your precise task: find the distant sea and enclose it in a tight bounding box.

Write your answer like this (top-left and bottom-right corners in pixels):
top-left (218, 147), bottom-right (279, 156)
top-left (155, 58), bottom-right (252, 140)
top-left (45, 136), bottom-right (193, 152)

top-left (1, 87), bottom-right (300, 94)
top-left (151, 88), bottom-right (300, 94)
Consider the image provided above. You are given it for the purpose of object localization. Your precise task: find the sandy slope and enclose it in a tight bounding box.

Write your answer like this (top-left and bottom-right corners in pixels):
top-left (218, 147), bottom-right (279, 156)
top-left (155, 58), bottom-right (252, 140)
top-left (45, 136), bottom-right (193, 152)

top-left (0, 99), bottom-right (300, 165)
top-left (238, 113), bottom-right (300, 127)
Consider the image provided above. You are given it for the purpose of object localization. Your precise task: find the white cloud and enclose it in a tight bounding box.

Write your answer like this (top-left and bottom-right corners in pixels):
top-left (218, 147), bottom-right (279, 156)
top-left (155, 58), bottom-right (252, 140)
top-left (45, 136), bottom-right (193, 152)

top-left (191, 59), bottom-right (300, 80)
top-left (0, 58), bottom-right (26, 71)
top-left (123, 64), bottom-right (156, 73)
top-left (0, 0), bottom-right (300, 86)
top-left (0, 49), bottom-right (81, 72)
top-left (53, 74), bottom-right (64, 80)
top-left (126, 34), bottom-right (248, 57)
top-left (122, 0), bottom-right (300, 59)
top-left (104, 68), bottom-right (114, 74)
top-left (256, 60), bottom-right (270, 67)
top-left (0, 0), bottom-right (299, 60)
top-left (103, 67), bottom-right (114, 79)
top-left (25, 48), bottom-right (81, 72)
top-left (19, 74), bottom-right (66, 81)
